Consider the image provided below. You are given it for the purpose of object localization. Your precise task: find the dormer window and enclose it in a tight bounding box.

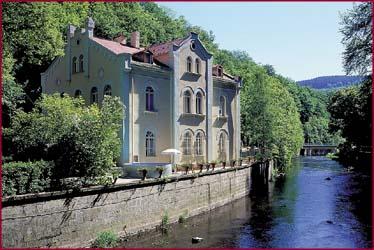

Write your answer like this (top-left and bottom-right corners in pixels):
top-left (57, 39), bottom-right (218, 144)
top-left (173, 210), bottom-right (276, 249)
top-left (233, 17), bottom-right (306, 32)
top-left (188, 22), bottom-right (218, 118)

top-left (187, 57), bottom-right (192, 73)
top-left (218, 66), bottom-right (223, 77)
top-left (190, 40), bottom-right (196, 50)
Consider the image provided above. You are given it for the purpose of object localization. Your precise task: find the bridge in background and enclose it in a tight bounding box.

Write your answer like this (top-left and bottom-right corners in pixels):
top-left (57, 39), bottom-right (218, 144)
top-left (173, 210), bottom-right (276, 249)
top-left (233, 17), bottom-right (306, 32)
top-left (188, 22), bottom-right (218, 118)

top-left (300, 144), bottom-right (337, 156)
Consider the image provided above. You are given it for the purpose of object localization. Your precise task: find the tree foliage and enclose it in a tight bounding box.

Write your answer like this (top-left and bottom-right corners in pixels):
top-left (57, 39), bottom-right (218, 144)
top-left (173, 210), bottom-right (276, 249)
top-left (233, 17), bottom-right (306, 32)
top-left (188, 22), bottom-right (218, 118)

top-left (4, 94), bottom-right (125, 180)
top-left (327, 2), bottom-right (372, 167)
top-left (340, 2), bottom-right (372, 75)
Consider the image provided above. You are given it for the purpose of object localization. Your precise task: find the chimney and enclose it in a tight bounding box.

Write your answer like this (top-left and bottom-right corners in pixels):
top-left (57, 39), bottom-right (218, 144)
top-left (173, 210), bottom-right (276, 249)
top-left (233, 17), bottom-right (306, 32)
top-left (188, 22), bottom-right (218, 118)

top-left (67, 24), bottom-right (76, 38)
top-left (131, 31), bottom-right (140, 48)
top-left (114, 34), bottom-right (127, 45)
top-left (86, 17), bottom-right (95, 38)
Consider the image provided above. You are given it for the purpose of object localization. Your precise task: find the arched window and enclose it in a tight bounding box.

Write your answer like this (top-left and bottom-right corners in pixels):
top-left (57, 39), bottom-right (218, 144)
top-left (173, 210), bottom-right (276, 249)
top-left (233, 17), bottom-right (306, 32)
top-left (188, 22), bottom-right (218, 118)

top-left (195, 132), bottom-right (204, 156)
top-left (74, 89), bottom-right (82, 98)
top-left (218, 132), bottom-right (226, 160)
top-left (183, 90), bottom-right (191, 113)
top-left (104, 85), bottom-right (112, 96)
top-left (187, 57), bottom-right (192, 72)
top-left (146, 86), bottom-right (154, 111)
top-left (219, 96), bottom-right (226, 116)
top-left (72, 57), bottom-right (77, 73)
top-left (182, 131), bottom-right (192, 155)
top-left (79, 55), bottom-right (84, 72)
top-left (90, 87), bottom-right (98, 104)
top-left (218, 66), bottom-right (223, 77)
top-left (196, 92), bottom-right (202, 114)
top-left (195, 58), bottom-right (200, 74)
top-left (146, 131), bottom-right (155, 157)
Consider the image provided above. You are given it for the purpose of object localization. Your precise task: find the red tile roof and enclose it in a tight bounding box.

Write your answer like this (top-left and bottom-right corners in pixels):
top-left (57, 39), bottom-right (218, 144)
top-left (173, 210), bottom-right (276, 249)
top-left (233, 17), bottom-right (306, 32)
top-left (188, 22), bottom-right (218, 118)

top-left (148, 38), bottom-right (186, 56)
top-left (91, 37), bottom-right (144, 55)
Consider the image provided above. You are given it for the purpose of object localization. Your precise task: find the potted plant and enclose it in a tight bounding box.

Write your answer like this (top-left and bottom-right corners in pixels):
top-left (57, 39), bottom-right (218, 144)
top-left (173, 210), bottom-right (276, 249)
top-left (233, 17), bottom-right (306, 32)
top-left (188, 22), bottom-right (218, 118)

top-left (210, 160), bottom-right (217, 171)
top-left (205, 162), bottom-right (210, 171)
top-left (231, 159), bottom-right (236, 168)
top-left (239, 158), bottom-right (243, 166)
top-left (138, 168), bottom-right (148, 181)
top-left (197, 162), bottom-right (204, 173)
top-left (181, 163), bottom-right (191, 174)
top-left (221, 160), bottom-right (227, 169)
top-left (155, 166), bottom-right (164, 178)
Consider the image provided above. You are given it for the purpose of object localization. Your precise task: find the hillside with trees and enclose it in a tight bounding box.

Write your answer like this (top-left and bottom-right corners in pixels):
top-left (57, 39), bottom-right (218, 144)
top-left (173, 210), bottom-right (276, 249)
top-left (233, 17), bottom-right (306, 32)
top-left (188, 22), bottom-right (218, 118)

top-left (297, 75), bottom-right (363, 90)
top-left (2, 2), bottom-right (341, 174)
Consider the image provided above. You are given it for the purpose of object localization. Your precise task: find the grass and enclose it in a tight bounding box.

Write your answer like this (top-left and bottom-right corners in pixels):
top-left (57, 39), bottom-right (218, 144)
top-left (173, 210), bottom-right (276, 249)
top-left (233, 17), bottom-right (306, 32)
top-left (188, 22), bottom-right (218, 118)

top-left (92, 231), bottom-right (119, 248)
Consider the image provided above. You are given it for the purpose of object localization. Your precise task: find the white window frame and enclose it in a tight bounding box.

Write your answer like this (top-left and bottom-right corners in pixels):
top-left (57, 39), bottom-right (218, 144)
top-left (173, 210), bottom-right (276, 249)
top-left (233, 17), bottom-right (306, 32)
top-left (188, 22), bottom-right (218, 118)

top-left (146, 131), bottom-right (156, 157)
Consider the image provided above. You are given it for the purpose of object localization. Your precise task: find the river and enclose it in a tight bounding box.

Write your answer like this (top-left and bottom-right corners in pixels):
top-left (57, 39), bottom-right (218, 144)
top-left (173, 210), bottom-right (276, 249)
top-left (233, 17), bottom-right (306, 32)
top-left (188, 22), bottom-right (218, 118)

top-left (122, 157), bottom-right (372, 248)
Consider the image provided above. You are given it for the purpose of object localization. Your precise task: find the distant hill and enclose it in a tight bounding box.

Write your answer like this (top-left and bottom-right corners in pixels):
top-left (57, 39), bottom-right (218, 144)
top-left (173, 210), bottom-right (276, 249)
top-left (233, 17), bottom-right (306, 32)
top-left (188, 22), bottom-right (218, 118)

top-left (297, 75), bottom-right (364, 90)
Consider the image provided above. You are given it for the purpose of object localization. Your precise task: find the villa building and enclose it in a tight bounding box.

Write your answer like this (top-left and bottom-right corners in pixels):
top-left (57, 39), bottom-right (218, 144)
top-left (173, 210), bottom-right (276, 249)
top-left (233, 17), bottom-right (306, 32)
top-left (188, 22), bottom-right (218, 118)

top-left (41, 18), bottom-right (242, 165)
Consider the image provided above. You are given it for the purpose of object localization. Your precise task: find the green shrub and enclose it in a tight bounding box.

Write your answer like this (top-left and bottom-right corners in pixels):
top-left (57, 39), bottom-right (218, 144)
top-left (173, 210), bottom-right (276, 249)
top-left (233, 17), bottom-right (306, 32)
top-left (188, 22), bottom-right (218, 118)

top-left (178, 214), bottom-right (186, 223)
top-left (2, 160), bottom-right (53, 196)
top-left (5, 94), bottom-right (125, 182)
top-left (161, 212), bottom-right (169, 232)
top-left (92, 231), bottom-right (119, 248)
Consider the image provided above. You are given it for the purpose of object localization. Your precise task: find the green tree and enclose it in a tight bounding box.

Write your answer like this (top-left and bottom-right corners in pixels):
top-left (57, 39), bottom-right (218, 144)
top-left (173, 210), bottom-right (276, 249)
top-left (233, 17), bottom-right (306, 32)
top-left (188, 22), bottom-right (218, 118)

top-left (327, 2), bottom-right (372, 167)
top-left (340, 2), bottom-right (372, 75)
top-left (4, 94), bottom-right (125, 180)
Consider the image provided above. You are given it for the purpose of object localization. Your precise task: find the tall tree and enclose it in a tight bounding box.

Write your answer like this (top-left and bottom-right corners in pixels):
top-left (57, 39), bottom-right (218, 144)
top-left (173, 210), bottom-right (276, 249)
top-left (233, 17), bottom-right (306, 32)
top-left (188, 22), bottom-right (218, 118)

top-left (328, 2), bottom-right (372, 167)
top-left (340, 2), bottom-right (372, 75)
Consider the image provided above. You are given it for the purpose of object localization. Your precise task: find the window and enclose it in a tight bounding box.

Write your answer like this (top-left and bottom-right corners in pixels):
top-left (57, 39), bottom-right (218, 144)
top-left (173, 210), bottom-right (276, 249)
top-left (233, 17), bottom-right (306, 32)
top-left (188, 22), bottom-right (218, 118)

top-left (182, 132), bottom-right (192, 155)
top-left (218, 67), bottom-right (223, 77)
top-left (104, 85), bottom-right (112, 96)
top-left (187, 57), bottom-right (192, 72)
top-left (195, 59), bottom-right (200, 74)
top-left (183, 90), bottom-right (191, 113)
top-left (74, 89), bottom-right (82, 98)
top-left (146, 131), bottom-right (155, 157)
top-left (219, 96), bottom-right (226, 116)
top-left (91, 87), bottom-right (98, 104)
top-left (196, 92), bottom-right (202, 114)
top-left (72, 57), bottom-right (77, 73)
top-left (218, 132), bottom-right (226, 160)
top-left (79, 55), bottom-right (84, 72)
top-left (145, 86), bottom-right (154, 111)
top-left (195, 132), bottom-right (204, 156)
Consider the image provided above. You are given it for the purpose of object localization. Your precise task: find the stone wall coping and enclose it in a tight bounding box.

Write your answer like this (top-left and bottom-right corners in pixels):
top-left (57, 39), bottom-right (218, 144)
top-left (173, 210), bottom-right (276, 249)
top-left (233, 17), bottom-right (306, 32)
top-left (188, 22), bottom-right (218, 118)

top-left (2, 163), bottom-right (256, 207)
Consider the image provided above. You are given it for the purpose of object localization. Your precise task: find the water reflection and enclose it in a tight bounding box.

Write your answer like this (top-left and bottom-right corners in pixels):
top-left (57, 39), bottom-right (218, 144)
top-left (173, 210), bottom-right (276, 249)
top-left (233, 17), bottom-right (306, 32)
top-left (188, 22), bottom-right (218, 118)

top-left (122, 157), bottom-right (371, 248)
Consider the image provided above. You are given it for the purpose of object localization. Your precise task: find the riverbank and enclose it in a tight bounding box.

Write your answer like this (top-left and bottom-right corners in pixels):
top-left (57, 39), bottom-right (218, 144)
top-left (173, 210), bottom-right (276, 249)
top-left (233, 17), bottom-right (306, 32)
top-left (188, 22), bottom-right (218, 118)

top-left (2, 161), bottom-right (273, 248)
top-left (120, 157), bottom-right (371, 248)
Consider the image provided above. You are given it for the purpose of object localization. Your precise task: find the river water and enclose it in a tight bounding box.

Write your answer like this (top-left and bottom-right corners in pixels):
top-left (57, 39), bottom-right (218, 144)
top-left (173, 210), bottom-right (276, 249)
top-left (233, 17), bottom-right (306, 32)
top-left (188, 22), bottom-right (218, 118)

top-left (122, 157), bottom-right (372, 248)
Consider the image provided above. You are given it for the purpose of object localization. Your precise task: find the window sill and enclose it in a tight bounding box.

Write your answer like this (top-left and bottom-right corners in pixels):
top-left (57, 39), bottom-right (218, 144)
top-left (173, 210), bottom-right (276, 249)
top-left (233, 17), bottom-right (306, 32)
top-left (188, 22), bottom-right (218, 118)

top-left (144, 110), bottom-right (158, 115)
top-left (181, 113), bottom-right (205, 118)
top-left (216, 115), bottom-right (228, 121)
top-left (185, 72), bottom-right (201, 77)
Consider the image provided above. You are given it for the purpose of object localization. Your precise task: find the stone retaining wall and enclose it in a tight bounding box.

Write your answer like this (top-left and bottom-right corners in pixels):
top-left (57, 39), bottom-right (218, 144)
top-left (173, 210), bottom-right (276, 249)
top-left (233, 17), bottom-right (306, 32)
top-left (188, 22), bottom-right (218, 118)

top-left (2, 162), bottom-right (272, 247)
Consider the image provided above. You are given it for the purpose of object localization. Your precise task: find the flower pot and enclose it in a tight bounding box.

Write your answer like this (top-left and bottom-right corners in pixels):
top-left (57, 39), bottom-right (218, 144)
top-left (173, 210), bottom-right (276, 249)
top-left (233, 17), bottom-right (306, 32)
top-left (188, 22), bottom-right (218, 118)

top-left (199, 164), bottom-right (204, 173)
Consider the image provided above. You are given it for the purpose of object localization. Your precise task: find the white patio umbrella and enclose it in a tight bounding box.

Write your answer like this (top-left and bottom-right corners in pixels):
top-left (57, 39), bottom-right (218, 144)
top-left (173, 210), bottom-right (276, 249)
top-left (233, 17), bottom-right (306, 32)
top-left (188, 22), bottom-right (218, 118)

top-left (161, 148), bottom-right (182, 167)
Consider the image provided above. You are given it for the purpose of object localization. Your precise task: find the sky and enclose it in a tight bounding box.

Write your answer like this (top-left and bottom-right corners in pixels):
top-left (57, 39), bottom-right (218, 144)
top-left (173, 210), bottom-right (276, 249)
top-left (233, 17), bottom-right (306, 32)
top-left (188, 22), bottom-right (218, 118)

top-left (159, 2), bottom-right (354, 81)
